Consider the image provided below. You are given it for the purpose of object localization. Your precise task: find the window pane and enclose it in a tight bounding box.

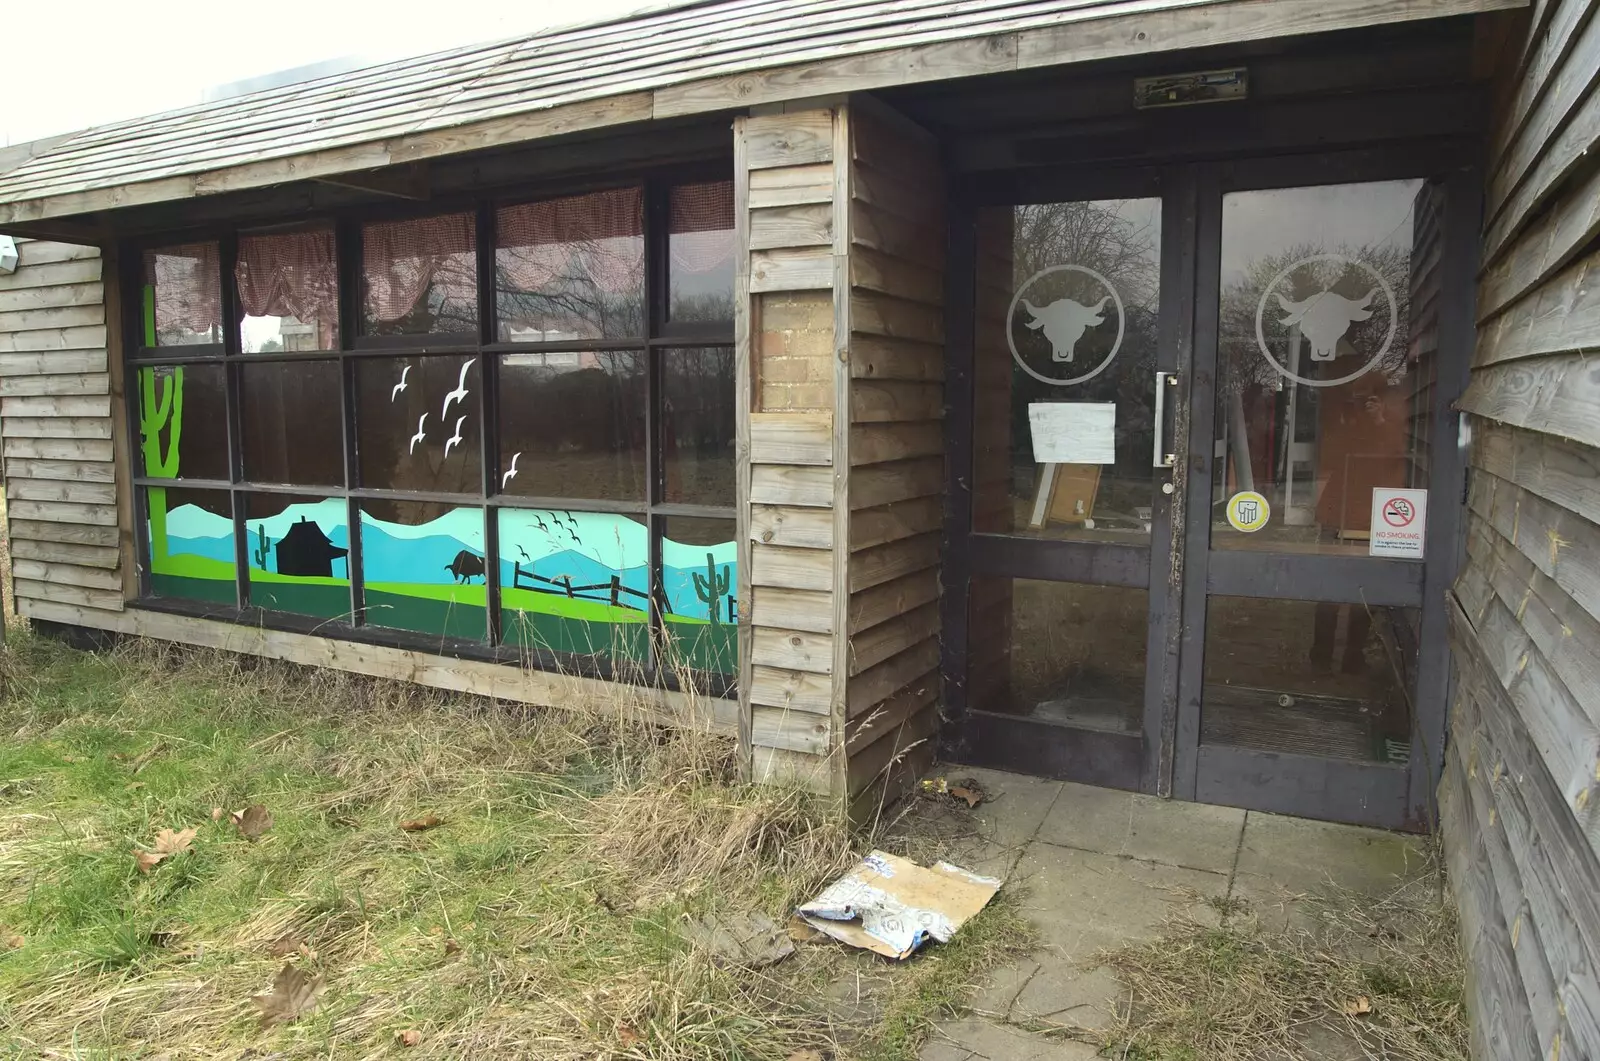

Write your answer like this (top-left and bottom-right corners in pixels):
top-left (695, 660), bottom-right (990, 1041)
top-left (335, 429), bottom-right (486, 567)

top-left (1202, 596), bottom-right (1417, 764)
top-left (145, 486), bottom-right (235, 604)
top-left (136, 364), bottom-right (228, 481)
top-left (972, 200), bottom-right (1163, 545)
top-left (240, 361), bottom-right (343, 486)
top-left (497, 509), bottom-right (649, 667)
top-left (362, 213), bottom-right (478, 336)
top-left (244, 493), bottom-right (352, 621)
top-left (1213, 179), bottom-right (1433, 556)
top-left (661, 347), bottom-right (735, 506)
top-left (497, 349), bottom-right (644, 501)
top-left (660, 517), bottom-right (737, 678)
top-left (968, 577), bottom-right (1147, 733)
top-left (496, 188), bottom-right (644, 341)
top-left (357, 355), bottom-right (481, 493)
top-left (142, 242), bottom-right (222, 346)
top-left (668, 181), bottom-right (735, 328)
top-left (359, 500), bottom-right (486, 641)
top-left (238, 227), bottom-right (339, 352)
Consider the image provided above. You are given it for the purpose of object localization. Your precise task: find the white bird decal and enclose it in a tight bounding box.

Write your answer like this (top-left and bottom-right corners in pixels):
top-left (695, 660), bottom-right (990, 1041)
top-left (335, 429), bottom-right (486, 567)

top-left (501, 451), bottom-right (521, 489)
top-left (444, 416), bottom-right (467, 458)
top-left (391, 364), bottom-right (411, 402)
top-left (441, 357), bottom-right (477, 420)
top-left (408, 413), bottom-right (428, 455)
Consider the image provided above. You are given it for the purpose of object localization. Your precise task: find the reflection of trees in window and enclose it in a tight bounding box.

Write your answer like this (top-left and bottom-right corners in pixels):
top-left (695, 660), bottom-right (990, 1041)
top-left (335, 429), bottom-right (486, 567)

top-left (496, 190), bottom-right (646, 342)
top-left (662, 347), bottom-right (736, 506)
top-left (499, 351), bottom-right (646, 500)
top-left (1013, 202), bottom-right (1159, 310)
top-left (1008, 201), bottom-right (1162, 477)
top-left (362, 214), bottom-right (479, 337)
top-left (1218, 241), bottom-right (1412, 396)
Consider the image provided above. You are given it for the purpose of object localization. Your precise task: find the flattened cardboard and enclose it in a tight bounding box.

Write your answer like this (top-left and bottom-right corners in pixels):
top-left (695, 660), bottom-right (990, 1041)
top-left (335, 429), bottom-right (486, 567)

top-left (795, 851), bottom-right (1003, 960)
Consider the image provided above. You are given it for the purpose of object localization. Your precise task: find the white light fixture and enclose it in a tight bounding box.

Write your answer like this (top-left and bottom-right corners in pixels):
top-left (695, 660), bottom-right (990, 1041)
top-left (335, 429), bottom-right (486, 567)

top-left (0, 236), bottom-right (16, 275)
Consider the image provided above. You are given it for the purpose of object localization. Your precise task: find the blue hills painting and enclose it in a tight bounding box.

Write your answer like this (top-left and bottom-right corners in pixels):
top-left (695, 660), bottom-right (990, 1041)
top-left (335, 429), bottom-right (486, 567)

top-left (150, 501), bottom-right (736, 673)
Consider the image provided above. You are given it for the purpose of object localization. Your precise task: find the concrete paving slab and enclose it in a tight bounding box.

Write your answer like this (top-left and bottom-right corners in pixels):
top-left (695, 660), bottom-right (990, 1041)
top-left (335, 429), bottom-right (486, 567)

top-left (1011, 956), bottom-right (1127, 1031)
top-left (1039, 781), bottom-right (1247, 873)
top-left (968, 957), bottom-right (1040, 1018)
top-left (927, 1019), bottom-right (1102, 1060)
top-left (1014, 842), bottom-right (1226, 944)
top-left (952, 766), bottom-right (1063, 848)
top-left (1235, 811), bottom-right (1428, 896)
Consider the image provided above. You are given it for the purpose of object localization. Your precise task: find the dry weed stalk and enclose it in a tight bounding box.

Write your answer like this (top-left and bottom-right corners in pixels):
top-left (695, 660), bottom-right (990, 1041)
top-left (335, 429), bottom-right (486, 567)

top-left (1099, 866), bottom-right (1467, 1061)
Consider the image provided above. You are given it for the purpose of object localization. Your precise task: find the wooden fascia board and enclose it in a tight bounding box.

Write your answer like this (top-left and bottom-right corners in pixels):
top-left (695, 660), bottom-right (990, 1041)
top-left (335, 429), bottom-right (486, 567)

top-left (0, 0), bottom-right (1525, 228)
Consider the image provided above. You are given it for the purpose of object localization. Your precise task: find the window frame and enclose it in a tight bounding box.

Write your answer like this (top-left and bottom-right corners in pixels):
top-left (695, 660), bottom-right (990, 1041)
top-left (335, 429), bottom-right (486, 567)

top-left (121, 165), bottom-right (738, 695)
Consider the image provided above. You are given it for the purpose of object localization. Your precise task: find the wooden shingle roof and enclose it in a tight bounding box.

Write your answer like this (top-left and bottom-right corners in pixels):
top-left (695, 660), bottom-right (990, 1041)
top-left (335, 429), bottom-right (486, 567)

top-left (0, 0), bottom-right (1522, 228)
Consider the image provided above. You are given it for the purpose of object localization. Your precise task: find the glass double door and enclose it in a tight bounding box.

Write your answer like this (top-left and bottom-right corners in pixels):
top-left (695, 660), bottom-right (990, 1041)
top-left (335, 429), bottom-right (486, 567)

top-left (944, 158), bottom-right (1462, 829)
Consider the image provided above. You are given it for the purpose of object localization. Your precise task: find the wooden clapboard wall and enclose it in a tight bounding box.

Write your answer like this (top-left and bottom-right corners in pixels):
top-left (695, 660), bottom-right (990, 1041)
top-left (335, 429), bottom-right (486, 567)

top-left (740, 106), bottom-right (847, 794)
top-left (0, 239), bottom-right (125, 620)
top-left (737, 99), bottom-right (947, 804)
top-left (841, 102), bottom-right (945, 814)
top-left (1441, 2), bottom-right (1600, 1058)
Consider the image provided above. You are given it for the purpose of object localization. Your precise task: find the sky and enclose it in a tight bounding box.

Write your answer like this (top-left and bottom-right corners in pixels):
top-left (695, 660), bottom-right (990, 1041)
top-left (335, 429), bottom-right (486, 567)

top-left (1, 0), bottom-right (669, 146)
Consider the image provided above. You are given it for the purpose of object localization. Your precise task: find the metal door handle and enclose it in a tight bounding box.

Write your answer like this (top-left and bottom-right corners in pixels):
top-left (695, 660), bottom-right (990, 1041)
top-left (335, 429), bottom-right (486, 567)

top-left (1153, 371), bottom-right (1177, 468)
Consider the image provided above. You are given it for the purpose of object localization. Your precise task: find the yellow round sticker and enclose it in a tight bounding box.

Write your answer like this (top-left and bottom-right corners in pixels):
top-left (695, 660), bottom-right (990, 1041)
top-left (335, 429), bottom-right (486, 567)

top-left (1226, 491), bottom-right (1270, 533)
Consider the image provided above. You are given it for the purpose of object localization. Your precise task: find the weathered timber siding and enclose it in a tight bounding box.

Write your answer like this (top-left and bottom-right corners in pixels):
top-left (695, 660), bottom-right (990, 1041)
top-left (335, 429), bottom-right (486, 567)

top-left (843, 101), bottom-right (945, 815)
top-left (0, 239), bottom-right (125, 619)
top-left (1444, 3), bottom-right (1600, 1058)
top-left (740, 108), bottom-right (844, 794)
top-left (737, 99), bottom-right (948, 805)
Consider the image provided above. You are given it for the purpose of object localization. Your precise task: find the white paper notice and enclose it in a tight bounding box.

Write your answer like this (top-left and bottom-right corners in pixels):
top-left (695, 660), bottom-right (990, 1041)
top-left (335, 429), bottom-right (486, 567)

top-left (1029, 402), bottom-right (1115, 464)
top-left (1369, 488), bottom-right (1428, 559)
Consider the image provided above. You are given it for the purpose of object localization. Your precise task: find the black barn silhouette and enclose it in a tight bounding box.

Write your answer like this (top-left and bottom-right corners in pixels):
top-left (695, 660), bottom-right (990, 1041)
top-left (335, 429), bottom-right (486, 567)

top-left (274, 517), bottom-right (348, 577)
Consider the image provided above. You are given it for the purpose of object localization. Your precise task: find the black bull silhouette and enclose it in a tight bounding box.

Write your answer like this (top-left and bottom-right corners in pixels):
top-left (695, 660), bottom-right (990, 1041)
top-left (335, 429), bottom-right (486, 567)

top-left (446, 550), bottom-right (486, 584)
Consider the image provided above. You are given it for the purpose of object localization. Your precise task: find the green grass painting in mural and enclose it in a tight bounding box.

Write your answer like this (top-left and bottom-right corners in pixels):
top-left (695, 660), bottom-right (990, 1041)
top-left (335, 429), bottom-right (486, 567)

top-left (140, 561), bottom-right (732, 671)
top-left (150, 573), bottom-right (237, 606)
top-left (149, 552), bottom-right (235, 606)
top-left (362, 587), bottom-right (488, 641)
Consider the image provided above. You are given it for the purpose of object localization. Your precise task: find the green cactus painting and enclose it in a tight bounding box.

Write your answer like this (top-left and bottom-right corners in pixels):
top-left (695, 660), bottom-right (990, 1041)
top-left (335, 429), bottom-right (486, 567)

top-left (253, 524), bottom-right (270, 569)
top-left (139, 366), bottom-right (184, 563)
top-left (691, 551), bottom-right (730, 626)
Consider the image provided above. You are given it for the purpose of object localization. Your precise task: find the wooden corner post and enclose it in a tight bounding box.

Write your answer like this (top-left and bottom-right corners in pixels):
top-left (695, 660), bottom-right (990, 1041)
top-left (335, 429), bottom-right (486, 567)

top-left (736, 98), bottom-right (947, 814)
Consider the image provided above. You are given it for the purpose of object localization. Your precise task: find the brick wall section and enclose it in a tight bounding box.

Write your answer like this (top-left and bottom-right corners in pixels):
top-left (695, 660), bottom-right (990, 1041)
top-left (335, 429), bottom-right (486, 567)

top-left (757, 291), bottom-right (834, 412)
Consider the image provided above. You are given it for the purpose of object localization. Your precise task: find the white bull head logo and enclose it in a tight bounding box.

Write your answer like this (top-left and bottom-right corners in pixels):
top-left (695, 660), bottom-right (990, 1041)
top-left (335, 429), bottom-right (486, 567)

top-left (1021, 296), bottom-right (1111, 363)
top-left (1276, 287), bottom-right (1378, 362)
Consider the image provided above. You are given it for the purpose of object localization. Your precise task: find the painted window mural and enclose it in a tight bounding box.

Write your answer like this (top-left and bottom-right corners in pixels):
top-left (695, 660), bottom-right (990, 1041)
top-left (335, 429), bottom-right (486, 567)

top-left (128, 178), bottom-right (738, 690)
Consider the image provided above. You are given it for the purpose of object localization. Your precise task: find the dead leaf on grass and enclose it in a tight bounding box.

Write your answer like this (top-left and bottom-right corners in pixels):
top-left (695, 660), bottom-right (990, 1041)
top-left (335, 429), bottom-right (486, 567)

top-left (398, 1029), bottom-right (422, 1047)
top-left (232, 803), bottom-right (274, 839)
top-left (1343, 995), bottom-right (1373, 1017)
top-left (949, 777), bottom-right (990, 807)
top-left (135, 827), bottom-right (197, 874)
top-left (252, 962), bottom-right (325, 1029)
top-left (400, 814), bottom-right (443, 832)
top-left (267, 933), bottom-right (302, 958)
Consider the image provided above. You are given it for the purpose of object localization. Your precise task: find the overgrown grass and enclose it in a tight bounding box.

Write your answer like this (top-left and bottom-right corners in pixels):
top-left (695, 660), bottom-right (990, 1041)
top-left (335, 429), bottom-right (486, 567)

top-left (1097, 869), bottom-right (1467, 1061)
top-left (0, 630), bottom-right (1030, 1059)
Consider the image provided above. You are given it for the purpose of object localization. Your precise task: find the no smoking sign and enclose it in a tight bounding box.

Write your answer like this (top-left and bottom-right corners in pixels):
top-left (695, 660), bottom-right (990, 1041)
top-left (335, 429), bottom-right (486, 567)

top-left (1370, 488), bottom-right (1428, 559)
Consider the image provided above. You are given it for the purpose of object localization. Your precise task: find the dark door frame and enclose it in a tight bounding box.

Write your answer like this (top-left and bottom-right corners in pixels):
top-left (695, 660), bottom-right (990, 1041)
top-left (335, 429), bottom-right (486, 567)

top-left (940, 141), bottom-right (1481, 831)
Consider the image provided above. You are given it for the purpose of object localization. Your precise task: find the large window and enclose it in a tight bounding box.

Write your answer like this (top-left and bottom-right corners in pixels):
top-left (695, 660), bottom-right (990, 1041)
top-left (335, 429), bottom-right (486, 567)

top-left (127, 176), bottom-right (738, 691)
